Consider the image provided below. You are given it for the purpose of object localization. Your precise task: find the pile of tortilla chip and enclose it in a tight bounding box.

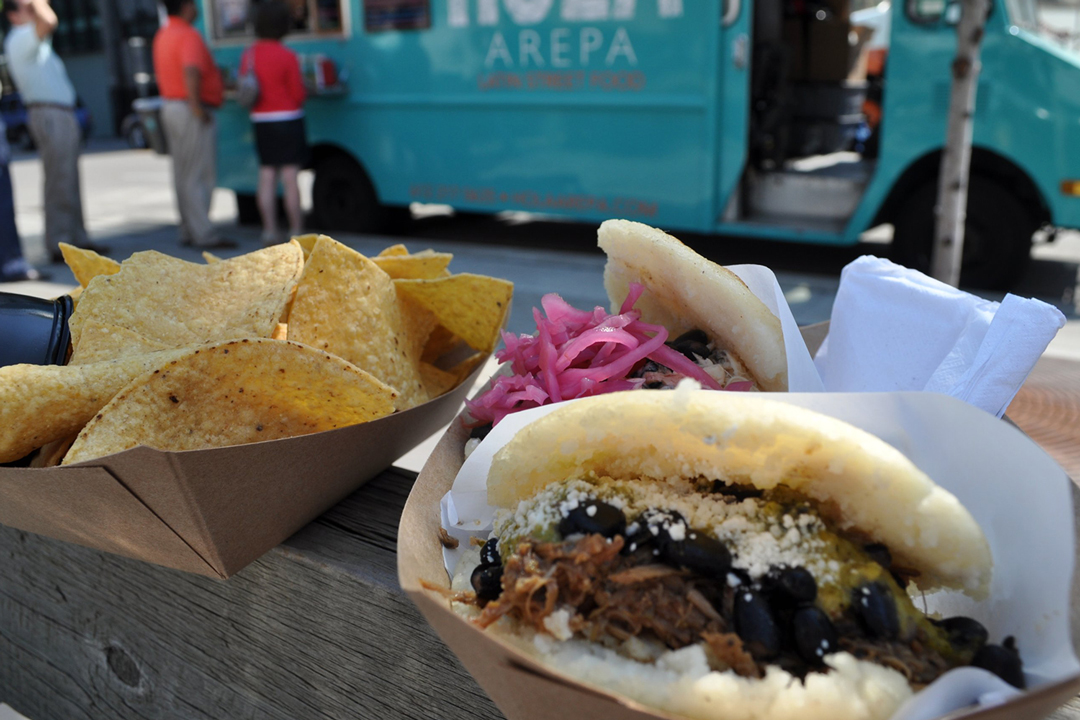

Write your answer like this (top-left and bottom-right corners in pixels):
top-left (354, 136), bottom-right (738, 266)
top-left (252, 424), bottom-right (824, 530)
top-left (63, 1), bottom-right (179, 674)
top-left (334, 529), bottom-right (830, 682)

top-left (0, 236), bottom-right (512, 467)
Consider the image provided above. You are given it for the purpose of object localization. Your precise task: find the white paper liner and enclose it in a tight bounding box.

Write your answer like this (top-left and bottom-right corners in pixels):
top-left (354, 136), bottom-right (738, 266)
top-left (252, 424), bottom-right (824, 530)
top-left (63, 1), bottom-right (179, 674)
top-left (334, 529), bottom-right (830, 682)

top-left (701, 264), bottom-right (824, 393)
top-left (440, 392), bottom-right (1079, 720)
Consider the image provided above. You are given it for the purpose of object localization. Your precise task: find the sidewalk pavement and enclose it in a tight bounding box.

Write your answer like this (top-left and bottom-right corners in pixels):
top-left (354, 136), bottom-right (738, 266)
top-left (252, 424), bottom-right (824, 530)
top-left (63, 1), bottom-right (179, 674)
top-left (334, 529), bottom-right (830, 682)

top-left (2, 141), bottom-right (1080, 476)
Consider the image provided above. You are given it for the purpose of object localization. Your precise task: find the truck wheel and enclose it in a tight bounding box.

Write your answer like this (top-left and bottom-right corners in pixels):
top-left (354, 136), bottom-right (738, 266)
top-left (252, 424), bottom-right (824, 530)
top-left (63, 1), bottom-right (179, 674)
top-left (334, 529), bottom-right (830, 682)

top-left (312, 155), bottom-right (383, 234)
top-left (891, 176), bottom-right (1036, 290)
top-left (235, 192), bottom-right (261, 226)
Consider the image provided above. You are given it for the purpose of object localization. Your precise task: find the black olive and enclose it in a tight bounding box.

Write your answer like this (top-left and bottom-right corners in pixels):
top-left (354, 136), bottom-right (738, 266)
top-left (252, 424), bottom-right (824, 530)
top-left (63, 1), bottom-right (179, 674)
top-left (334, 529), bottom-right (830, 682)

top-left (793, 606), bottom-right (839, 665)
top-left (558, 500), bottom-right (626, 539)
top-left (852, 582), bottom-right (900, 640)
top-left (863, 542), bottom-right (892, 569)
top-left (734, 589), bottom-right (782, 659)
top-left (471, 564), bottom-right (503, 602)
top-left (772, 567), bottom-right (817, 604)
top-left (661, 531), bottom-right (732, 578)
top-left (671, 329), bottom-right (710, 347)
top-left (479, 538), bottom-right (501, 568)
top-left (972, 637), bottom-right (1025, 689)
top-left (932, 616), bottom-right (988, 655)
top-left (469, 423), bottom-right (493, 440)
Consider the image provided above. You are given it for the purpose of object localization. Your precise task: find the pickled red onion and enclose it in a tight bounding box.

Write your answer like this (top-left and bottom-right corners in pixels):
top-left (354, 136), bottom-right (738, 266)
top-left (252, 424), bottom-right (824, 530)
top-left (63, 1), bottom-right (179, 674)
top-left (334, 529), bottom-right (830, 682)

top-left (467, 285), bottom-right (733, 426)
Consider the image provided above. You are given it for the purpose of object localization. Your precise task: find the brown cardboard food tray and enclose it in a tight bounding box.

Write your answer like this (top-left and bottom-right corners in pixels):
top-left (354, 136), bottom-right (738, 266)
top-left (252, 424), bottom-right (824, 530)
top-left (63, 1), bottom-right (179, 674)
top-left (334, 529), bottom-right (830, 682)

top-left (0, 360), bottom-right (486, 579)
top-left (398, 325), bottom-right (1080, 720)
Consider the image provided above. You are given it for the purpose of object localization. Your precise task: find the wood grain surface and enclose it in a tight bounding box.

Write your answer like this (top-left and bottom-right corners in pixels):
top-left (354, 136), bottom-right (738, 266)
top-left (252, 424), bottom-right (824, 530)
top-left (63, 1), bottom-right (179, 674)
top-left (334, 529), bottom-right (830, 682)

top-left (0, 468), bottom-right (501, 720)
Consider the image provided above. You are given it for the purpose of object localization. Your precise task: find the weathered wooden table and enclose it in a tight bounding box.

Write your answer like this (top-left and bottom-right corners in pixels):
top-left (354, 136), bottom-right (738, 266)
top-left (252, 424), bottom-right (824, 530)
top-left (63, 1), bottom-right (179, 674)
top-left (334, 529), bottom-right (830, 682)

top-left (3, 354), bottom-right (1080, 720)
top-left (0, 468), bottom-right (501, 720)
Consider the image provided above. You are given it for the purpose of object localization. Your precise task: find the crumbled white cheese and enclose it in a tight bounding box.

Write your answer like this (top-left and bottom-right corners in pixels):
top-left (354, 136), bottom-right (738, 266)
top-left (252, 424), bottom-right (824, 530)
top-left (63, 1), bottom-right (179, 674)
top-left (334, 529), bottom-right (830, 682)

top-left (463, 437), bottom-right (481, 459)
top-left (494, 475), bottom-right (838, 589)
top-left (543, 608), bottom-right (575, 641)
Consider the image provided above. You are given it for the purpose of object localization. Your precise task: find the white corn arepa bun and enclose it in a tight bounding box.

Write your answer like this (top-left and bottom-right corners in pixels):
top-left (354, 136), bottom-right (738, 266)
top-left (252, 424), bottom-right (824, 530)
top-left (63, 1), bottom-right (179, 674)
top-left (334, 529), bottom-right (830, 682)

top-left (487, 387), bottom-right (991, 598)
top-left (599, 219), bottom-right (787, 391)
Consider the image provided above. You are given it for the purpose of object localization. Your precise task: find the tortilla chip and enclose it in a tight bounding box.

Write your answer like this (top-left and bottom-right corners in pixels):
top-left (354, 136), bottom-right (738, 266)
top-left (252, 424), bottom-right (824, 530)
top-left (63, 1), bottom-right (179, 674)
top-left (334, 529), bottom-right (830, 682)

top-left (0, 348), bottom-right (188, 463)
top-left (373, 250), bottom-right (453, 280)
top-left (62, 339), bottom-right (397, 465)
top-left (68, 243), bottom-right (304, 353)
top-left (29, 433), bottom-right (78, 468)
top-left (377, 244), bottom-right (409, 257)
top-left (202, 251), bottom-right (222, 264)
top-left (69, 321), bottom-right (171, 365)
top-left (419, 361), bottom-right (459, 398)
top-left (421, 324), bottom-right (461, 364)
top-left (291, 233), bottom-right (328, 260)
top-left (394, 274), bottom-right (512, 353)
top-left (450, 352), bottom-right (486, 384)
top-left (287, 237), bottom-right (435, 410)
top-left (59, 243), bottom-right (121, 288)
top-left (272, 323), bottom-right (288, 340)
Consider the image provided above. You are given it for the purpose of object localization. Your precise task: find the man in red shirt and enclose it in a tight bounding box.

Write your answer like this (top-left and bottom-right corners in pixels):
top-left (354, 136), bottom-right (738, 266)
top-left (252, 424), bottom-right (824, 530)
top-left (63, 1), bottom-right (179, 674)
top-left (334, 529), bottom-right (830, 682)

top-left (152, 0), bottom-right (235, 250)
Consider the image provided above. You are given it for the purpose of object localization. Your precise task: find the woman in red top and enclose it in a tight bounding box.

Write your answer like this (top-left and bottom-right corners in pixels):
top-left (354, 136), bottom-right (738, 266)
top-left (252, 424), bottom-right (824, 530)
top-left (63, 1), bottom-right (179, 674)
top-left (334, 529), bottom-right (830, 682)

top-left (242, 1), bottom-right (307, 244)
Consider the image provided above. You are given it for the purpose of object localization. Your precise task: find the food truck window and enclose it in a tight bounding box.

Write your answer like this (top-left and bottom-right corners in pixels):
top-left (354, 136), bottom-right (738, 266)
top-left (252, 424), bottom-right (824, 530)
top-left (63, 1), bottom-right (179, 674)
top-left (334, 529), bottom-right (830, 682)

top-left (364, 0), bottom-right (431, 31)
top-left (207, 0), bottom-right (346, 40)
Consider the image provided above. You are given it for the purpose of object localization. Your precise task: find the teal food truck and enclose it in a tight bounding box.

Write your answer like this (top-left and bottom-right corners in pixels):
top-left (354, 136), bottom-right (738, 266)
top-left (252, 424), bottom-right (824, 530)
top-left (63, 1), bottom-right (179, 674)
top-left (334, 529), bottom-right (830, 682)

top-left (203, 0), bottom-right (1080, 289)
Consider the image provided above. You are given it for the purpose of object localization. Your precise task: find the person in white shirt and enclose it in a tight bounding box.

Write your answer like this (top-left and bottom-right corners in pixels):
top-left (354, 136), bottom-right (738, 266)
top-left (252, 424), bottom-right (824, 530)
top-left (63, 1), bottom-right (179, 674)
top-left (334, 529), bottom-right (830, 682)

top-left (3, 0), bottom-right (107, 262)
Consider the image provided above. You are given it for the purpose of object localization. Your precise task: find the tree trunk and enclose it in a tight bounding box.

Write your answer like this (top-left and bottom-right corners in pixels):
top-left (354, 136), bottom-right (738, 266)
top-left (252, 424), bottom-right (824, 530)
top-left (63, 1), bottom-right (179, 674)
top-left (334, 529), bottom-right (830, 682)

top-left (931, 0), bottom-right (992, 286)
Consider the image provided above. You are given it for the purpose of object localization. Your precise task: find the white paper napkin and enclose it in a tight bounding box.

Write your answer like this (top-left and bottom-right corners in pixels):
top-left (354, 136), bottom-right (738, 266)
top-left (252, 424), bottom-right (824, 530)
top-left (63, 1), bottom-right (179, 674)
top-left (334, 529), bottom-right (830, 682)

top-left (814, 256), bottom-right (1066, 417)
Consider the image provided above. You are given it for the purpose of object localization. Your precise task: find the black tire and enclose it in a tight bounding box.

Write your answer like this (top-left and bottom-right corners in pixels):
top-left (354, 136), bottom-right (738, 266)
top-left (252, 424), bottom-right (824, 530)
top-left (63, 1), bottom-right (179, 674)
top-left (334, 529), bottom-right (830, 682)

top-left (891, 176), bottom-right (1036, 290)
top-left (235, 192), bottom-right (261, 226)
top-left (312, 155), bottom-right (383, 234)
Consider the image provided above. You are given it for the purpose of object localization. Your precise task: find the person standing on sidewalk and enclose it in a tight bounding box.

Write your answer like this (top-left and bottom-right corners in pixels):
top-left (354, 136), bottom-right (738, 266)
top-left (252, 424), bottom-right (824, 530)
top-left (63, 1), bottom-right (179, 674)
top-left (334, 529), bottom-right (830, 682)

top-left (244, 0), bottom-right (308, 245)
top-left (152, 0), bottom-right (236, 250)
top-left (3, 0), bottom-right (105, 263)
top-left (0, 116), bottom-right (47, 282)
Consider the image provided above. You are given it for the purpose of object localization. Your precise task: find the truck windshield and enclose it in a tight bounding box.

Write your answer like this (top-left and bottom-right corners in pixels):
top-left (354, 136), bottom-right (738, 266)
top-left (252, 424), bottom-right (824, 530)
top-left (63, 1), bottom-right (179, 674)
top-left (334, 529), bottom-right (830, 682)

top-left (1006, 0), bottom-right (1038, 31)
top-left (1032, 0), bottom-right (1080, 51)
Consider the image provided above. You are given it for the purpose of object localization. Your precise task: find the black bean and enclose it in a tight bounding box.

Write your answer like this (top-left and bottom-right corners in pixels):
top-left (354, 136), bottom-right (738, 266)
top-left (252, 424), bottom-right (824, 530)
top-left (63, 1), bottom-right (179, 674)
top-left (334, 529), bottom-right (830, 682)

top-left (972, 637), bottom-right (1025, 689)
top-left (471, 564), bottom-right (503, 602)
top-left (932, 616), bottom-right (988, 655)
top-left (772, 567), bottom-right (817, 604)
top-left (675, 340), bottom-right (712, 362)
top-left (661, 531), bottom-right (733, 578)
top-left (711, 481), bottom-right (764, 500)
top-left (621, 524), bottom-right (655, 556)
top-left (479, 538), bottom-right (501, 568)
top-left (863, 542), bottom-right (892, 569)
top-left (852, 582), bottom-right (900, 640)
top-left (734, 589), bottom-right (782, 659)
top-left (558, 500), bottom-right (626, 539)
top-left (469, 423), bottom-right (493, 440)
top-left (670, 329), bottom-right (710, 347)
top-left (793, 606), bottom-right (839, 665)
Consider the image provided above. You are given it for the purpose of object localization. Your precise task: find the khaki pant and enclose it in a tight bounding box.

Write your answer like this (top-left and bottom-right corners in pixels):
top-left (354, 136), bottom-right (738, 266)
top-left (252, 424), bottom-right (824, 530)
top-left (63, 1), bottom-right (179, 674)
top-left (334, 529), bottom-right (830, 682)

top-left (161, 101), bottom-right (219, 247)
top-left (26, 105), bottom-right (88, 254)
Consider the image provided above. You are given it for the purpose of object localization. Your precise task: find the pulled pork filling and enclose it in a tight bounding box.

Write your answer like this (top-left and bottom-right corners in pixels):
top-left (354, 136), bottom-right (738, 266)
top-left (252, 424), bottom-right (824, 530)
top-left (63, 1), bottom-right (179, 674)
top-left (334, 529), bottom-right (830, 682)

top-left (457, 478), bottom-right (1025, 690)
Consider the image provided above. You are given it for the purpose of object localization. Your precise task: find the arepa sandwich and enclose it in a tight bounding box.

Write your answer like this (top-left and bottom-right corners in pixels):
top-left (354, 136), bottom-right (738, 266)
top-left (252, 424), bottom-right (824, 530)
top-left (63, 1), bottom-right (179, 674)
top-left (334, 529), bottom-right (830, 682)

top-left (466, 220), bottom-right (788, 431)
top-left (448, 388), bottom-right (1022, 720)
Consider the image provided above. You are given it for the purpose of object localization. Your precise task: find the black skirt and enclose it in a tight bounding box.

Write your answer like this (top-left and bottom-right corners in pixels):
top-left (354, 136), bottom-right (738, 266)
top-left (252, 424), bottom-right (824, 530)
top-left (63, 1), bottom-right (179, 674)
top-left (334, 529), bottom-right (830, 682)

top-left (253, 117), bottom-right (309, 167)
